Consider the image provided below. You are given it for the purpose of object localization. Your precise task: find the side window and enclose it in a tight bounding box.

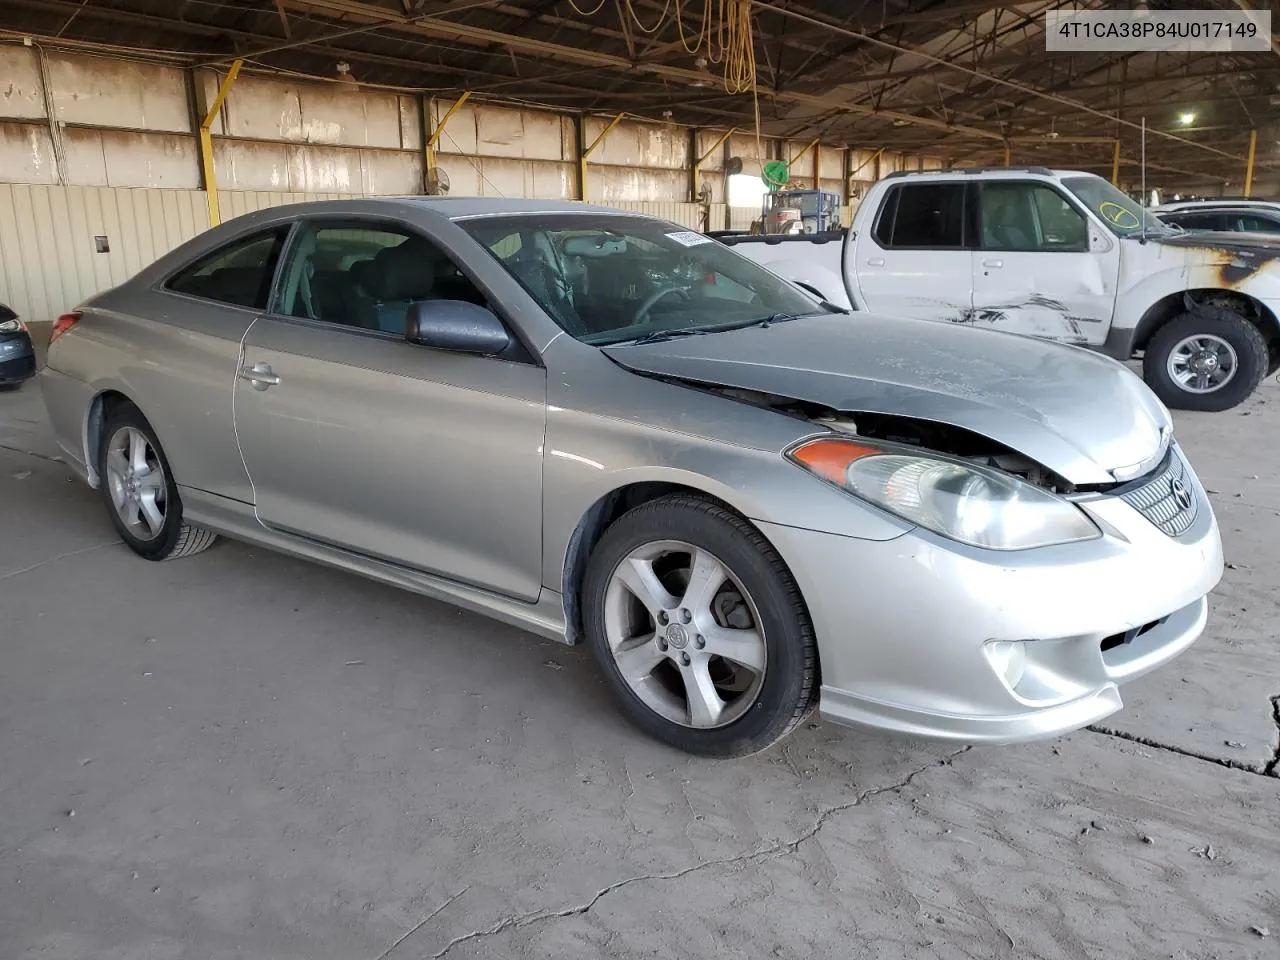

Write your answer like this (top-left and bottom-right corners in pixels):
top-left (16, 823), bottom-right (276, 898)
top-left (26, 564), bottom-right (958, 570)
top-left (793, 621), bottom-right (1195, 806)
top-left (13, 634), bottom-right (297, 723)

top-left (1029, 186), bottom-right (1088, 251)
top-left (276, 222), bottom-right (488, 336)
top-left (875, 183), bottom-right (965, 249)
top-left (980, 183), bottom-right (1086, 252)
top-left (165, 228), bottom-right (289, 309)
top-left (1172, 212), bottom-right (1225, 231)
top-left (1236, 214), bottom-right (1280, 234)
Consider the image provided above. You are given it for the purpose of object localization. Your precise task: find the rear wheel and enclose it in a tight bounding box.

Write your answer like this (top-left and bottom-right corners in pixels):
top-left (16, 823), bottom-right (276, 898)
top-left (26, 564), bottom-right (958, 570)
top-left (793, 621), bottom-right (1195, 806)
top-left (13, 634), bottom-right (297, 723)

top-left (1143, 308), bottom-right (1267, 412)
top-left (582, 495), bottom-right (818, 757)
top-left (99, 403), bottom-right (218, 561)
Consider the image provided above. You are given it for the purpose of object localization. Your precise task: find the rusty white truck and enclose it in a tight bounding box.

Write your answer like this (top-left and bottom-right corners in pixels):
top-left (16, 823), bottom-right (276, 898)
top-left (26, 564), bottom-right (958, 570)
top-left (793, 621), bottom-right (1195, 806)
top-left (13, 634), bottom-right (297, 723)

top-left (719, 167), bottom-right (1280, 411)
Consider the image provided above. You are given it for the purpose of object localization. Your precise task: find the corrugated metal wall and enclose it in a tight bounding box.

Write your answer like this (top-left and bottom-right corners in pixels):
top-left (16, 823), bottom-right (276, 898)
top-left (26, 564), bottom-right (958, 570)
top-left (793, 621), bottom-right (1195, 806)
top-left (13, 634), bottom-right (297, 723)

top-left (218, 190), bottom-right (363, 220)
top-left (0, 184), bottom-right (375, 323)
top-left (0, 183), bottom-right (206, 323)
top-left (608, 201), bottom-right (705, 229)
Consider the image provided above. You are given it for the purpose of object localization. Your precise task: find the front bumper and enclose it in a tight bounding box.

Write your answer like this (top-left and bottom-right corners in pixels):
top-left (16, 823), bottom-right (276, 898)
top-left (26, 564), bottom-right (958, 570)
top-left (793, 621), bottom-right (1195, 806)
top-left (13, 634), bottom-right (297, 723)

top-left (0, 333), bottom-right (36, 383)
top-left (757, 447), bottom-right (1223, 744)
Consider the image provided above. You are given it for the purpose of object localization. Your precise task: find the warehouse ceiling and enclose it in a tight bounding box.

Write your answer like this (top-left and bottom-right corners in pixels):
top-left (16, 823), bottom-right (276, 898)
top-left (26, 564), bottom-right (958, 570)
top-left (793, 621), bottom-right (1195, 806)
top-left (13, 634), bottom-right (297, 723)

top-left (0, 0), bottom-right (1276, 185)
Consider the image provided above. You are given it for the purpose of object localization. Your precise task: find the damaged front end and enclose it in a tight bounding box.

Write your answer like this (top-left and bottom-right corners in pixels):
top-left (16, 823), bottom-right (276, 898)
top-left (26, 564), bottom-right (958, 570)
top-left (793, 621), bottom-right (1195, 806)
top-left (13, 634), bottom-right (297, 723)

top-left (707, 385), bottom-right (1092, 495)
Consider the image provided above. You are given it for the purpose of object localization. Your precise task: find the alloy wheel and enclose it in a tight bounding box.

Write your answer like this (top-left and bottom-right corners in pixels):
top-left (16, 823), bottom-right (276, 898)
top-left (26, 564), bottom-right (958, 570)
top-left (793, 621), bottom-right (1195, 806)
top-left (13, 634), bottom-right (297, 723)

top-left (1167, 333), bottom-right (1238, 394)
top-left (602, 540), bottom-right (767, 729)
top-left (104, 426), bottom-right (168, 541)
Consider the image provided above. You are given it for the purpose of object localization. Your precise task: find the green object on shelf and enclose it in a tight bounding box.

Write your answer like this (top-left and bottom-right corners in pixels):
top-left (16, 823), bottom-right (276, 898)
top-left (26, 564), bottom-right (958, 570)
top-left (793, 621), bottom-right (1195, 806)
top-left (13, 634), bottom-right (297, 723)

top-left (762, 161), bottom-right (790, 191)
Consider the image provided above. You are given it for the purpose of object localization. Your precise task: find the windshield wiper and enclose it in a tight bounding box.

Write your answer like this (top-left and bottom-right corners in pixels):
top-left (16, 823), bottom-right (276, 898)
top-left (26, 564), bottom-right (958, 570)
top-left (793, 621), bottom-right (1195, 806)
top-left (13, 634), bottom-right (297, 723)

top-left (625, 327), bottom-right (716, 345)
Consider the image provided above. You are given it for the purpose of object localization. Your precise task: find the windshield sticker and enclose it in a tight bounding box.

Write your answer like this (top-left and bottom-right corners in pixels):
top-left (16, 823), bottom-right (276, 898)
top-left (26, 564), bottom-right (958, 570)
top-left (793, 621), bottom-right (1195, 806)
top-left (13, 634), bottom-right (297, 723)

top-left (1099, 202), bottom-right (1140, 230)
top-left (666, 230), bottom-right (713, 247)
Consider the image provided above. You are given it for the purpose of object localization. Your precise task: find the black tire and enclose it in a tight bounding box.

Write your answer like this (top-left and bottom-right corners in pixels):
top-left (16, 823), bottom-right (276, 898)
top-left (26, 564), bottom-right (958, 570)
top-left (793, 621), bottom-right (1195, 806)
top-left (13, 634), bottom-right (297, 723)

top-left (0, 381), bottom-right (23, 392)
top-left (582, 494), bottom-right (818, 757)
top-left (1142, 308), bottom-right (1268, 412)
top-left (98, 402), bottom-right (218, 561)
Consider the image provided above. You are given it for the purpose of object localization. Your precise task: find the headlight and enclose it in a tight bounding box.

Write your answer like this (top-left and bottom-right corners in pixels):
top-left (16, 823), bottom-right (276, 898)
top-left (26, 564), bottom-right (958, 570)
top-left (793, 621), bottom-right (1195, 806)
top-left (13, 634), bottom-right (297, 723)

top-left (0, 318), bottom-right (24, 334)
top-left (787, 437), bottom-right (1100, 550)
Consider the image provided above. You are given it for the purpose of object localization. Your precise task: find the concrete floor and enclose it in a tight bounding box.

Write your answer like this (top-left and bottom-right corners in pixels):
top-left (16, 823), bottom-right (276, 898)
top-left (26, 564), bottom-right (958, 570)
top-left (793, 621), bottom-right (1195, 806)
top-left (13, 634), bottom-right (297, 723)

top-left (2, 340), bottom-right (1278, 960)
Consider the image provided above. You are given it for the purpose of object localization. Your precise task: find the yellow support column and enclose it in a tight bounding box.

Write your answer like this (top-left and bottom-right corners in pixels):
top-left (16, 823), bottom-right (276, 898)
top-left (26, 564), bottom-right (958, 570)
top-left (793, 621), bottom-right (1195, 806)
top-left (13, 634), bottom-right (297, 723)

top-left (1245, 128), bottom-right (1257, 198)
top-left (788, 137), bottom-right (820, 184)
top-left (579, 112), bottom-right (624, 203)
top-left (691, 127), bottom-right (735, 203)
top-left (199, 59), bottom-right (242, 228)
top-left (425, 91), bottom-right (471, 189)
top-left (1111, 139), bottom-right (1121, 186)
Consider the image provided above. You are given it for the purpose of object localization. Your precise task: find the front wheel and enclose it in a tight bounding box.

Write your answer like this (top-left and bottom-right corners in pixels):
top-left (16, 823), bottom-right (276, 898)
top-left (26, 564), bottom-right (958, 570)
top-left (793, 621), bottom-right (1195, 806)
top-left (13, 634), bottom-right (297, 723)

top-left (1142, 308), bottom-right (1268, 412)
top-left (582, 494), bottom-right (818, 757)
top-left (99, 403), bottom-right (218, 561)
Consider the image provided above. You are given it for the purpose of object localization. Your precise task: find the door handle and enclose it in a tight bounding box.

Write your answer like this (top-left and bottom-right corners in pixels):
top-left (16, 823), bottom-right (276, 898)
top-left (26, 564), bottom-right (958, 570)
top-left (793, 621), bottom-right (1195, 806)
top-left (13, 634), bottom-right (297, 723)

top-left (866, 257), bottom-right (885, 267)
top-left (982, 258), bottom-right (1004, 268)
top-left (239, 361), bottom-right (280, 390)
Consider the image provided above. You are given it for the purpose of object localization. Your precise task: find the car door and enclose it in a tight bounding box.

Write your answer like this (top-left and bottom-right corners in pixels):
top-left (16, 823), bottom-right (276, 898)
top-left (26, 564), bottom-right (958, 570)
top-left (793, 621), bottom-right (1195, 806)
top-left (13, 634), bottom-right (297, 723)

top-left (850, 180), bottom-right (973, 322)
top-left (141, 225), bottom-right (292, 504)
top-left (971, 180), bottom-right (1120, 345)
top-left (233, 218), bottom-right (547, 602)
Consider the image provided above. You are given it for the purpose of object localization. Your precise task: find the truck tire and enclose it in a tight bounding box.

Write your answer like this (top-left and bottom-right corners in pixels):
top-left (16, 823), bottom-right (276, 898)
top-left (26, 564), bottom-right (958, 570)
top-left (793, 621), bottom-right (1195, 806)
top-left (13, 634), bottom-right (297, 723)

top-left (1142, 308), bottom-right (1268, 412)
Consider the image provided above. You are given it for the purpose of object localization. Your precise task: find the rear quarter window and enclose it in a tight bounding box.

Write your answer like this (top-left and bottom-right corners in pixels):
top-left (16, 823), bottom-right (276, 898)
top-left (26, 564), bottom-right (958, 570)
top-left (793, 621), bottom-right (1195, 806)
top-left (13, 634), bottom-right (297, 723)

top-left (165, 227), bottom-right (291, 310)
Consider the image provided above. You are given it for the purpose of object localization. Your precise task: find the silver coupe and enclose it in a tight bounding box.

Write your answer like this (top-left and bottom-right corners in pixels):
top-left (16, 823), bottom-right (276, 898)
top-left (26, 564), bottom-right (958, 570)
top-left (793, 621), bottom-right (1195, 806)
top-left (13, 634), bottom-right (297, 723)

top-left (40, 198), bottom-right (1223, 756)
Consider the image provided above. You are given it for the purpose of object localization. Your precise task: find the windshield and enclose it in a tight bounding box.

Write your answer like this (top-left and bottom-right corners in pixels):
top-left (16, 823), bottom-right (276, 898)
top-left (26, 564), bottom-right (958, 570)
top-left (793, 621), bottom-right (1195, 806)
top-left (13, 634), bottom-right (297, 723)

top-left (458, 214), bottom-right (833, 345)
top-left (1062, 175), bottom-right (1171, 238)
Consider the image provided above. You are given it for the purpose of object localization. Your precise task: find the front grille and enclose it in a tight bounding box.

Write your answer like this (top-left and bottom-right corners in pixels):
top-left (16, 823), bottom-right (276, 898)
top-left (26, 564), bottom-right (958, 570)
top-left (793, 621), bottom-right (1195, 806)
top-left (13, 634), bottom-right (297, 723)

top-left (1100, 617), bottom-right (1167, 653)
top-left (1118, 449), bottom-right (1198, 537)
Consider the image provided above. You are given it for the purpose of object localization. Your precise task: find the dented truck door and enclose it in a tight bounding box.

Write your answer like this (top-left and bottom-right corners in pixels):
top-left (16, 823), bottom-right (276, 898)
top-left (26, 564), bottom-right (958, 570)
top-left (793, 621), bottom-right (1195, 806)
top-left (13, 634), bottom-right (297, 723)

top-left (970, 181), bottom-right (1120, 345)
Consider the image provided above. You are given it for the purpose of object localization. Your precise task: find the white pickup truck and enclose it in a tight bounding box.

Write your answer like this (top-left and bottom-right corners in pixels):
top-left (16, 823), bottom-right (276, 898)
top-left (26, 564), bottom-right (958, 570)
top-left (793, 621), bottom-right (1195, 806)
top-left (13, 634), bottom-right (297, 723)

top-left (719, 167), bottom-right (1280, 411)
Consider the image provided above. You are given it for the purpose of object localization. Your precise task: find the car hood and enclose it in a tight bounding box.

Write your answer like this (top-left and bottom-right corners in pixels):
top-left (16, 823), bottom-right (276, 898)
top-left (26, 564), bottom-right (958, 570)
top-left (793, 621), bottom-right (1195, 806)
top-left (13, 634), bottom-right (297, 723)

top-left (1153, 230), bottom-right (1280, 255)
top-left (604, 314), bottom-right (1171, 485)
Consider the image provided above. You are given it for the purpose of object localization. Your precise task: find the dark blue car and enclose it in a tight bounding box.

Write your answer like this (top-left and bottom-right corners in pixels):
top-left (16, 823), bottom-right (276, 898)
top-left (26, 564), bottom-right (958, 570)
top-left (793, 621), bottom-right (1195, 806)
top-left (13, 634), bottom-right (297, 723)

top-left (0, 303), bottom-right (36, 389)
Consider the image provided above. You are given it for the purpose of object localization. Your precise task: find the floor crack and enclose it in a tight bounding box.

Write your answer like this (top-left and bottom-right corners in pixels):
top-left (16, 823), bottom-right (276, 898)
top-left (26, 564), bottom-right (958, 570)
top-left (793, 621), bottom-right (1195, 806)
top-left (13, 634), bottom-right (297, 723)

top-left (0, 540), bottom-right (120, 581)
top-left (0, 442), bottom-right (64, 464)
top-left (427, 746), bottom-right (970, 959)
top-left (1089, 723), bottom-right (1279, 779)
top-left (377, 887), bottom-right (469, 960)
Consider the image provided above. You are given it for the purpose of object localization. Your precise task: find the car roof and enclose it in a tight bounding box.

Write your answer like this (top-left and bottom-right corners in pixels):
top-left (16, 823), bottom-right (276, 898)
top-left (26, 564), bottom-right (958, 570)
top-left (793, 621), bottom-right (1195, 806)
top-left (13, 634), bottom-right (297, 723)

top-left (212, 196), bottom-right (655, 233)
top-left (360, 196), bottom-right (636, 219)
top-left (878, 167), bottom-right (1094, 181)
top-left (1154, 199), bottom-right (1280, 212)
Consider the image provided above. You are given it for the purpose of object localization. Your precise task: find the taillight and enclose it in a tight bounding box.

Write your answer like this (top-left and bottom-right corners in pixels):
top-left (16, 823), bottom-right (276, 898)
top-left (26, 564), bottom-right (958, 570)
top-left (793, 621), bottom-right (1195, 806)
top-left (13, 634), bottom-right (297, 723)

top-left (49, 312), bottom-right (81, 347)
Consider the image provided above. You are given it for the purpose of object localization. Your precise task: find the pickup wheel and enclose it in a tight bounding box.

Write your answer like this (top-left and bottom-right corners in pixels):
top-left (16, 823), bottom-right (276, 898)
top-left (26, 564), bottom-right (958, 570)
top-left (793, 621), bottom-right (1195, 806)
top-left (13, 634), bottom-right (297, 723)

top-left (1142, 308), bottom-right (1268, 412)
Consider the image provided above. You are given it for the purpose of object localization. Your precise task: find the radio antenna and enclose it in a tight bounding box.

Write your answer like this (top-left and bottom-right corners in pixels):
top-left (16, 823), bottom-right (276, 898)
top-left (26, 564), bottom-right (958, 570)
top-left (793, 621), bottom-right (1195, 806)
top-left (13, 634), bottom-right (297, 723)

top-left (1139, 116), bottom-right (1148, 244)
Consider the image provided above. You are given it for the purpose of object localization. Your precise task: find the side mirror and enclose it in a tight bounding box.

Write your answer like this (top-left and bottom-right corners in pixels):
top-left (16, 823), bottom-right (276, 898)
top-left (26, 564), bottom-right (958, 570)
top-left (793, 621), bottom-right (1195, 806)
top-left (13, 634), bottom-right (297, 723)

top-left (405, 300), bottom-right (511, 355)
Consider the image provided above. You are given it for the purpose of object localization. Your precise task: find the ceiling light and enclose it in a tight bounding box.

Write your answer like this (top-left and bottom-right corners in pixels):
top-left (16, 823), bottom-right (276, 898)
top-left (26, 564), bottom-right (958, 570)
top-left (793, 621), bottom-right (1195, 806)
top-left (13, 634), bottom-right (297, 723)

top-left (1178, 111), bottom-right (1196, 125)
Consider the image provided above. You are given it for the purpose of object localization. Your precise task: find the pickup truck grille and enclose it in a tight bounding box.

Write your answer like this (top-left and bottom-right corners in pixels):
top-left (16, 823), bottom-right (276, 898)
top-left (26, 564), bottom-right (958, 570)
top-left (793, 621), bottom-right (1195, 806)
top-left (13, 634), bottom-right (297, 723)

top-left (1118, 449), bottom-right (1198, 538)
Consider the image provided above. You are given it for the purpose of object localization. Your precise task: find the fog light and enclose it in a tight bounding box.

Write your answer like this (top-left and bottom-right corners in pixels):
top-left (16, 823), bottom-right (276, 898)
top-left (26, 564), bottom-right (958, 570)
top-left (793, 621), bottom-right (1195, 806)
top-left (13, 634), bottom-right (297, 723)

top-left (986, 640), bottom-right (1026, 689)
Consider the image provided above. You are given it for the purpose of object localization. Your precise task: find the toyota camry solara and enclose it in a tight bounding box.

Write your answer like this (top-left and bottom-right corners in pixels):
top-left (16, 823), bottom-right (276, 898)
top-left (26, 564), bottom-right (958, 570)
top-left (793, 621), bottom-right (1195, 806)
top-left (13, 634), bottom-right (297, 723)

top-left (40, 198), bottom-right (1223, 757)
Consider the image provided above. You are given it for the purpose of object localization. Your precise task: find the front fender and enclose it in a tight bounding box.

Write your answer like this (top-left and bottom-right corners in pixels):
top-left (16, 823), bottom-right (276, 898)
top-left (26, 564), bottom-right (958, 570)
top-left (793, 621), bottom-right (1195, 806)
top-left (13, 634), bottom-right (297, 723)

top-left (1115, 244), bottom-right (1280, 346)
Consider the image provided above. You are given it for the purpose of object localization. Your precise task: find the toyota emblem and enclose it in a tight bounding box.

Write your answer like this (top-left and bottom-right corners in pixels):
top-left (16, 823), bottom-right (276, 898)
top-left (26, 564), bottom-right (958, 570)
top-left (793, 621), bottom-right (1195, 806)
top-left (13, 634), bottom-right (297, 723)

top-left (664, 623), bottom-right (689, 650)
top-left (1169, 477), bottom-right (1193, 511)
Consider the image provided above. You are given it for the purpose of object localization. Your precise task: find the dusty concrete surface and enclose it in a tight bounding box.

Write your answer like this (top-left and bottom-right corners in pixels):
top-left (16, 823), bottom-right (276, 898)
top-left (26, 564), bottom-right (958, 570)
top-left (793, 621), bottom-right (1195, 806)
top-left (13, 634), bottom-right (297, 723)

top-left (1, 355), bottom-right (1278, 960)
